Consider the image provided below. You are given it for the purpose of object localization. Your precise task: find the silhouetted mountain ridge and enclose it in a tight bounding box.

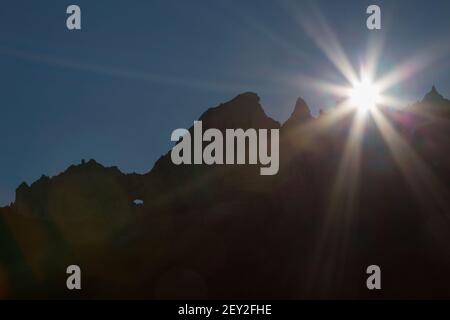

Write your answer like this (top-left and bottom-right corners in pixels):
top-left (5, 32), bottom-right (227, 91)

top-left (1, 86), bottom-right (450, 299)
top-left (198, 91), bottom-right (280, 130)
top-left (282, 97), bottom-right (313, 131)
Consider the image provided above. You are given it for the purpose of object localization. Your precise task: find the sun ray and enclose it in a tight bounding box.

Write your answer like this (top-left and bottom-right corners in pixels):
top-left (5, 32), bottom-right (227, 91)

top-left (283, 99), bottom-right (355, 154)
top-left (286, 1), bottom-right (358, 85)
top-left (377, 94), bottom-right (412, 109)
top-left (376, 42), bottom-right (450, 93)
top-left (0, 47), bottom-right (263, 94)
top-left (371, 108), bottom-right (450, 243)
top-left (305, 109), bottom-right (367, 296)
top-left (364, 31), bottom-right (386, 81)
top-left (295, 75), bottom-right (353, 97)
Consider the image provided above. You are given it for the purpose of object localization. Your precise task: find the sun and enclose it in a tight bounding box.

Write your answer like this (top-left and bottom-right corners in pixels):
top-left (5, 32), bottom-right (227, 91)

top-left (349, 78), bottom-right (381, 111)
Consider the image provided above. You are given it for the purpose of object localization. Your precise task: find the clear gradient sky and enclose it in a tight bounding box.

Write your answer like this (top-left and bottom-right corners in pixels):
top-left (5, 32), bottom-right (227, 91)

top-left (1, 0), bottom-right (450, 205)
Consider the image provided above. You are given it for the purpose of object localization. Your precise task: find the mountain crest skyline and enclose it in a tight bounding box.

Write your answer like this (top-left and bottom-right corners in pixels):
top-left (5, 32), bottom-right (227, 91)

top-left (1, 83), bottom-right (450, 299)
top-left (2, 84), bottom-right (448, 211)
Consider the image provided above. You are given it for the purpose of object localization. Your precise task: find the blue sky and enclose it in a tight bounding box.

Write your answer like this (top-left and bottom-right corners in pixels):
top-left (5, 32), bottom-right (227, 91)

top-left (1, 0), bottom-right (450, 205)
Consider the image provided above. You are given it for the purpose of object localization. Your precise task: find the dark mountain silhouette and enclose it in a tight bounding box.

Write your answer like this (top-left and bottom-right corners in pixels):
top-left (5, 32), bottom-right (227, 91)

top-left (424, 85), bottom-right (447, 103)
top-left (1, 86), bottom-right (450, 299)
top-left (197, 91), bottom-right (280, 130)
top-left (282, 97), bottom-right (313, 131)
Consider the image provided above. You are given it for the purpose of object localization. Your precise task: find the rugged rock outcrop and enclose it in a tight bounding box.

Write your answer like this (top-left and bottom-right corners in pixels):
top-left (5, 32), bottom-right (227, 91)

top-left (1, 87), bottom-right (450, 299)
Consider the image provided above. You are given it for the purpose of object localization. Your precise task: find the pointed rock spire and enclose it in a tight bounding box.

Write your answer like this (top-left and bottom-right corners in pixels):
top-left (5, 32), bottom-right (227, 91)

top-left (282, 97), bottom-right (312, 131)
top-left (423, 85), bottom-right (444, 102)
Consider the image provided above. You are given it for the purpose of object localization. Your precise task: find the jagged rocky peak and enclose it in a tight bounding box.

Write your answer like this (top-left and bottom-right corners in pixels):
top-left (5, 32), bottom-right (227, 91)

top-left (423, 85), bottom-right (445, 102)
top-left (416, 85), bottom-right (450, 118)
top-left (198, 92), bottom-right (279, 130)
top-left (292, 97), bottom-right (312, 120)
top-left (16, 181), bottom-right (30, 193)
top-left (66, 158), bottom-right (120, 174)
top-left (282, 97), bottom-right (312, 131)
top-left (230, 91), bottom-right (261, 104)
